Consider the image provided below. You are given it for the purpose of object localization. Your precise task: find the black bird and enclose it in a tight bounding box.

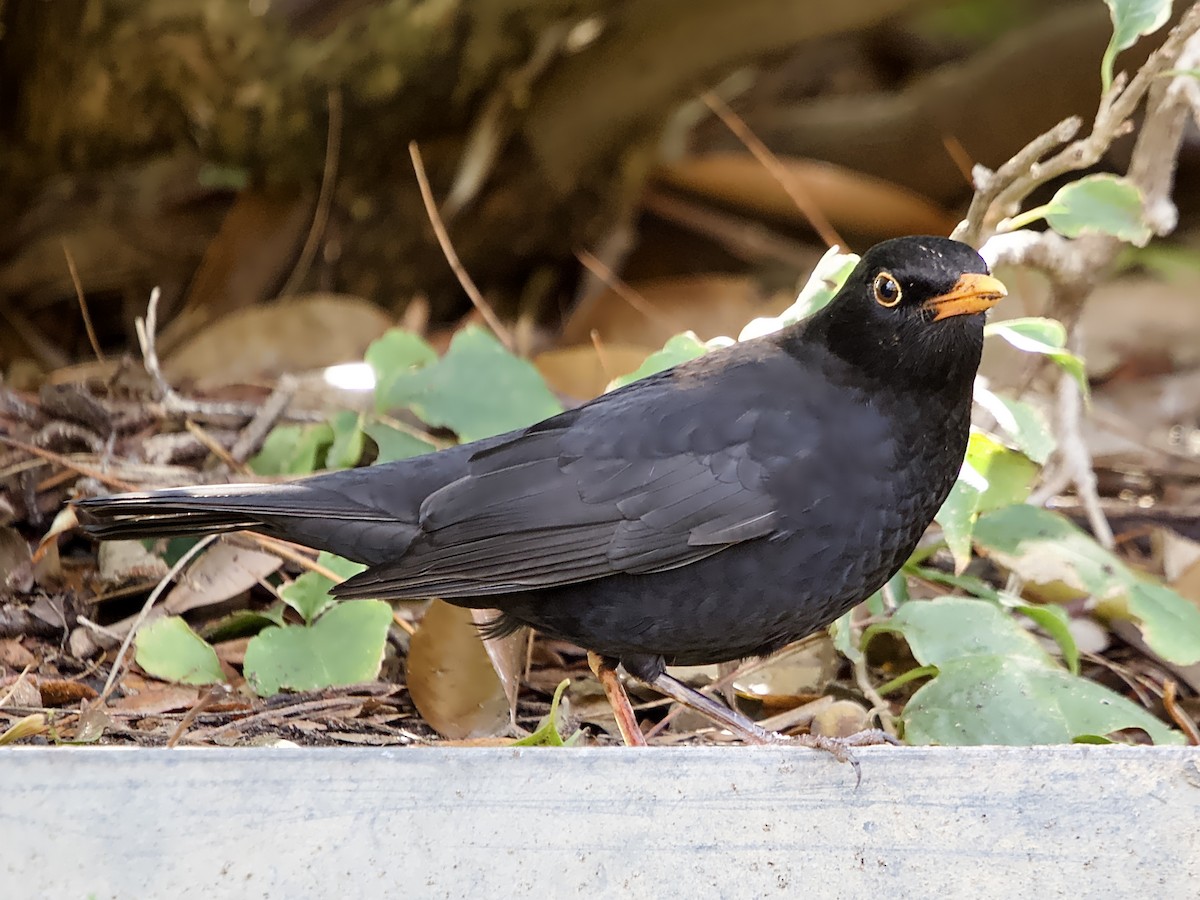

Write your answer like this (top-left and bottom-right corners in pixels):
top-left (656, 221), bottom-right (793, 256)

top-left (76, 236), bottom-right (1005, 753)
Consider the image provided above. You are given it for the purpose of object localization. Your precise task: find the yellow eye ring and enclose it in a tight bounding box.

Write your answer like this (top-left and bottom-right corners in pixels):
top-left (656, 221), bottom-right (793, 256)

top-left (873, 272), bottom-right (902, 308)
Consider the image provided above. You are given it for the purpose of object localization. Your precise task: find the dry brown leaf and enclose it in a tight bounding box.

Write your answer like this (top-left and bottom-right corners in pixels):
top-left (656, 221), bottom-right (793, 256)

top-left (168, 187), bottom-right (312, 343)
top-left (0, 639), bottom-right (36, 669)
top-left (97, 540), bottom-right (169, 587)
top-left (655, 153), bottom-right (957, 239)
top-left (164, 294), bottom-right (392, 387)
top-left (470, 608), bottom-right (527, 726)
top-left (563, 274), bottom-right (786, 348)
top-left (534, 344), bottom-right (650, 401)
top-left (163, 542), bottom-right (283, 614)
top-left (0, 526), bottom-right (33, 593)
top-left (111, 683), bottom-right (201, 714)
top-left (406, 600), bottom-right (510, 740)
top-left (213, 637), bottom-right (251, 667)
top-left (732, 635), bottom-right (840, 706)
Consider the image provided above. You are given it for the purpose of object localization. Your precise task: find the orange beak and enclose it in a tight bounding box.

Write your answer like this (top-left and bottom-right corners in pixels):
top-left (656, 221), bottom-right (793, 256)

top-left (923, 273), bottom-right (1007, 321)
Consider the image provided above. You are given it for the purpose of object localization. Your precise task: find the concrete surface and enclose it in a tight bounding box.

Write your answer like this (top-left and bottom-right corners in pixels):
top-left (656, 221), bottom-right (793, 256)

top-left (2, 745), bottom-right (1198, 898)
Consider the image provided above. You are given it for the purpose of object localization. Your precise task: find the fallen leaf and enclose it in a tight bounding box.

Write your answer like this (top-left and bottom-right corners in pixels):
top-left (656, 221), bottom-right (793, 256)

top-left (655, 153), bottom-right (957, 239)
top-left (112, 683), bottom-right (202, 714)
top-left (406, 600), bottom-right (510, 740)
top-left (164, 542), bottom-right (283, 614)
top-left (165, 295), bottom-right (393, 387)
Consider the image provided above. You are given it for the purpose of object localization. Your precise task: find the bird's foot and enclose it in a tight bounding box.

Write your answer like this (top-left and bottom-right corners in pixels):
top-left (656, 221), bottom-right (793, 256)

top-left (786, 729), bottom-right (901, 786)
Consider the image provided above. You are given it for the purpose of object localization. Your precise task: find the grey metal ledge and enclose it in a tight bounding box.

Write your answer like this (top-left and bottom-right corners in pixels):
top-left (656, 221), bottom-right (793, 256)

top-left (3, 745), bottom-right (1198, 898)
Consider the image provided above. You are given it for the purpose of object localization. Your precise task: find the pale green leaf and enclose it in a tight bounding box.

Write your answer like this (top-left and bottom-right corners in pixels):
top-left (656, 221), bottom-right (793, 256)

top-left (985, 317), bottom-right (1089, 395)
top-left (608, 332), bottom-right (708, 389)
top-left (973, 504), bottom-right (1200, 665)
top-left (366, 329), bottom-right (438, 413)
top-left (974, 385), bottom-right (1055, 464)
top-left (243, 599), bottom-right (392, 696)
top-left (1102, 0), bottom-right (1173, 91)
top-left (379, 326), bottom-right (562, 442)
top-left (280, 552), bottom-right (367, 625)
top-left (326, 410), bottom-right (365, 469)
top-left (135, 616), bottom-right (226, 686)
top-left (250, 423), bottom-right (334, 476)
top-left (363, 421), bottom-right (436, 463)
top-left (1044, 175), bottom-right (1152, 246)
top-left (738, 247), bottom-right (859, 339)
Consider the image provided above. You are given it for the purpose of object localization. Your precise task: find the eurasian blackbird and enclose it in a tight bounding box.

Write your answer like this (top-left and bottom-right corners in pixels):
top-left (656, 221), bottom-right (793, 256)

top-left (76, 235), bottom-right (1005, 753)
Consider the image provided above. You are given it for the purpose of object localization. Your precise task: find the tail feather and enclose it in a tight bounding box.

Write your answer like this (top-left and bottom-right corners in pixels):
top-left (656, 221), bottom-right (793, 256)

top-left (74, 482), bottom-right (420, 567)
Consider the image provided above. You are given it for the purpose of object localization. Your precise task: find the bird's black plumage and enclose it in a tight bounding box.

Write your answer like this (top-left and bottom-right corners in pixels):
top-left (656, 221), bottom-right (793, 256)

top-left (77, 236), bottom-right (1004, 691)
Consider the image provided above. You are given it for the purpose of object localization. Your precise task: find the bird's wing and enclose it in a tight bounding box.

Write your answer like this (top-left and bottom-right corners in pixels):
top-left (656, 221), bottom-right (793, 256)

top-left (337, 359), bottom-right (811, 601)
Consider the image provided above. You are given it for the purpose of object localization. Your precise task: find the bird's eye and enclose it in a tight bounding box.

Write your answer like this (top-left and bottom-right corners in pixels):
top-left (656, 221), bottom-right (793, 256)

top-left (873, 272), bottom-right (902, 308)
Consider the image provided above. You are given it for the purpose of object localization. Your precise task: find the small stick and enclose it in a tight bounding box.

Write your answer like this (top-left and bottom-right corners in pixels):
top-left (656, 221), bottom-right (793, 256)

top-left (408, 141), bottom-right (512, 350)
top-left (62, 242), bottom-right (104, 362)
top-left (97, 534), bottom-right (218, 703)
top-left (279, 89), bottom-right (342, 299)
top-left (229, 374), bottom-right (297, 464)
top-left (701, 91), bottom-right (844, 249)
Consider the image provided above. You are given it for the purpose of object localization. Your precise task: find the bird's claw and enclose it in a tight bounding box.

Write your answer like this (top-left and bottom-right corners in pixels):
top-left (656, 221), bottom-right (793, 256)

top-left (773, 728), bottom-right (901, 787)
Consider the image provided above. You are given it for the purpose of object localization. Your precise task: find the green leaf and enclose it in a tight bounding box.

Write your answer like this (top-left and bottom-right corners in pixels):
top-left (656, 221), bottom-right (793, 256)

top-left (199, 605), bottom-right (288, 643)
top-left (250, 423), bottom-right (334, 476)
top-left (935, 433), bottom-right (1037, 572)
top-left (280, 552), bottom-right (367, 625)
top-left (608, 332), bottom-right (708, 389)
top-left (870, 598), bottom-right (1180, 745)
top-left (974, 385), bottom-right (1055, 464)
top-left (1101, 0), bottom-right (1172, 91)
top-left (1018, 603), bottom-right (1081, 675)
top-left (363, 421), bottom-right (436, 463)
top-left (738, 247), bottom-right (860, 339)
top-left (985, 317), bottom-right (1089, 395)
top-left (868, 597), bottom-right (1050, 667)
top-left (903, 653), bottom-right (1180, 745)
top-left (1123, 581), bottom-right (1200, 667)
top-left (1044, 175), bottom-right (1153, 246)
top-left (243, 599), bottom-right (393, 696)
top-left (325, 411), bottom-right (365, 470)
top-left (135, 616), bottom-right (226, 685)
top-left (512, 679), bottom-right (581, 747)
top-left (366, 329), bottom-right (438, 413)
top-left (973, 504), bottom-right (1200, 665)
top-left (379, 326), bottom-right (562, 442)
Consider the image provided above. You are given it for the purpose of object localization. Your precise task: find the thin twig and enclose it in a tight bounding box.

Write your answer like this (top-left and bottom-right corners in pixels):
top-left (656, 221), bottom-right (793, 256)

top-left (229, 374), bottom-right (297, 464)
top-left (62, 242), bottom-right (104, 362)
top-left (279, 89), bottom-right (342, 298)
top-left (575, 249), bottom-right (681, 334)
top-left (97, 534), bottom-right (218, 703)
top-left (0, 434), bottom-right (140, 492)
top-left (167, 684), bottom-right (233, 748)
top-left (408, 141), bottom-right (512, 349)
top-left (1162, 679), bottom-right (1200, 745)
top-left (184, 420), bottom-right (244, 472)
top-left (701, 91), bottom-right (844, 249)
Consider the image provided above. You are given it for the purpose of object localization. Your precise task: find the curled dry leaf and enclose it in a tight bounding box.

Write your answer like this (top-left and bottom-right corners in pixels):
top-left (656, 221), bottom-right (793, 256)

top-left (406, 600), bottom-right (510, 740)
top-left (162, 542), bottom-right (283, 614)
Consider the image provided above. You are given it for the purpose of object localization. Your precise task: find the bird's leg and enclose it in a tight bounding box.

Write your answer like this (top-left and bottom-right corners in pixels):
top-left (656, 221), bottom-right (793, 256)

top-left (587, 652), bottom-right (647, 747)
top-left (639, 667), bottom-right (779, 744)
top-left (627, 656), bottom-right (899, 783)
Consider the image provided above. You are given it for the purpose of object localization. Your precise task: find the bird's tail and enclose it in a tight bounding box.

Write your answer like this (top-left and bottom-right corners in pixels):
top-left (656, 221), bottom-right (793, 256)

top-left (74, 480), bottom-right (419, 567)
top-left (74, 483), bottom-right (297, 540)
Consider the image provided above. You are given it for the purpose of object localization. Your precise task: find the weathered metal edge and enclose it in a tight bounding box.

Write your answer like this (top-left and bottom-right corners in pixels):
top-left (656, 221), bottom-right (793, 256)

top-left (3, 745), bottom-right (1198, 898)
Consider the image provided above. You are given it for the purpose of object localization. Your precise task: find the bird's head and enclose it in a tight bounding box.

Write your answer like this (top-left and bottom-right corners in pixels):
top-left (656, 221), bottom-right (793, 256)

top-left (800, 236), bottom-right (1006, 389)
